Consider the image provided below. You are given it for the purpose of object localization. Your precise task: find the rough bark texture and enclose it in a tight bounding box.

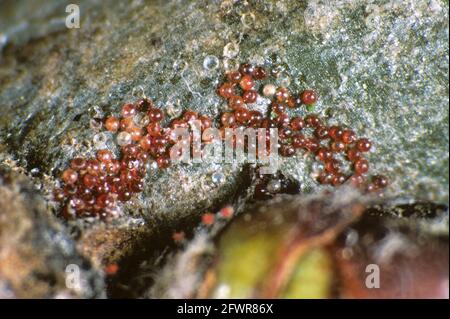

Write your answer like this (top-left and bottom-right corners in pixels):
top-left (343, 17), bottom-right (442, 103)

top-left (0, 166), bottom-right (104, 298)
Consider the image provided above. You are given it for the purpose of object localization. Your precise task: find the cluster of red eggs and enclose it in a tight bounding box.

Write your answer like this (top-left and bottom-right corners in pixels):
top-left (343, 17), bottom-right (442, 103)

top-left (54, 63), bottom-right (387, 219)
top-left (53, 98), bottom-right (215, 219)
top-left (216, 63), bottom-right (388, 191)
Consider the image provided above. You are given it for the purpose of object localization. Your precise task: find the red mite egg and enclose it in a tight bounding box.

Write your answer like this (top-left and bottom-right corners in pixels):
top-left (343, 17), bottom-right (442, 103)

top-left (356, 138), bottom-right (372, 152)
top-left (202, 213), bottom-right (215, 226)
top-left (280, 144), bottom-right (295, 157)
top-left (275, 87), bottom-right (290, 103)
top-left (166, 128), bottom-right (179, 144)
top-left (341, 129), bottom-right (356, 144)
top-left (316, 147), bottom-right (332, 162)
top-left (249, 111), bottom-right (263, 127)
top-left (331, 174), bottom-right (346, 186)
top-left (104, 116), bottom-right (120, 132)
top-left (121, 103), bottom-right (137, 118)
top-left (275, 114), bottom-right (290, 127)
top-left (315, 126), bottom-right (329, 140)
top-left (261, 118), bottom-right (277, 129)
top-left (347, 147), bottom-right (362, 162)
top-left (291, 117), bottom-right (305, 131)
top-left (202, 131), bottom-right (215, 143)
top-left (118, 191), bottom-right (132, 202)
top-left (63, 184), bottom-right (77, 196)
top-left (229, 96), bottom-right (245, 110)
top-left (329, 126), bottom-right (343, 140)
top-left (151, 136), bottom-right (169, 148)
top-left (349, 174), bottom-right (364, 187)
top-left (354, 158), bottom-right (369, 174)
top-left (305, 138), bottom-right (320, 153)
top-left (128, 126), bottom-right (143, 141)
top-left (242, 90), bottom-right (258, 104)
top-left (286, 96), bottom-right (297, 108)
top-left (221, 112), bottom-right (236, 127)
top-left (372, 175), bottom-right (388, 188)
top-left (300, 90), bottom-right (318, 105)
top-left (170, 119), bottom-right (188, 130)
top-left (86, 159), bottom-right (101, 175)
top-left (219, 206), bottom-right (234, 218)
top-left (138, 151), bottom-right (150, 163)
top-left (279, 127), bottom-right (293, 140)
top-left (83, 174), bottom-right (98, 189)
top-left (239, 75), bottom-right (255, 91)
top-left (272, 101), bottom-right (286, 115)
top-left (183, 110), bottom-right (198, 123)
top-left (239, 63), bottom-right (255, 75)
top-left (218, 83), bottom-right (234, 99)
top-left (172, 231), bottom-right (185, 243)
top-left (235, 108), bottom-right (251, 124)
top-left (69, 197), bottom-right (86, 211)
top-left (122, 144), bottom-right (140, 157)
top-left (109, 179), bottom-right (122, 194)
top-left (62, 169), bottom-right (78, 185)
top-left (120, 117), bottom-right (134, 131)
top-left (105, 159), bottom-right (120, 175)
top-left (156, 156), bottom-right (170, 169)
top-left (147, 108), bottom-right (164, 122)
top-left (78, 186), bottom-right (93, 197)
top-left (105, 263), bottom-right (119, 276)
top-left (97, 150), bottom-right (113, 163)
top-left (292, 134), bottom-right (306, 148)
top-left (70, 157), bottom-right (87, 171)
top-left (199, 115), bottom-right (212, 130)
top-left (325, 159), bottom-right (340, 174)
top-left (131, 181), bottom-right (144, 193)
top-left (252, 66), bottom-right (267, 80)
top-left (119, 169), bottom-right (134, 183)
top-left (53, 188), bottom-right (66, 202)
top-left (330, 140), bottom-right (346, 152)
top-left (305, 114), bottom-right (322, 128)
top-left (146, 122), bottom-right (161, 136)
top-left (96, 194), bottom-right (114, 209)
top-left (96, 181), bottom-right (111, 194)
top-left (318, 172), bottom-right (333, 185)
top-left (226, 71), bottom-right (242, 83)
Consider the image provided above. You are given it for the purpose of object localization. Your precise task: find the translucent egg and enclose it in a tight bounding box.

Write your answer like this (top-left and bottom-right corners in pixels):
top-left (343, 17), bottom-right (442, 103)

top-left (203, 55), bottom-right (220, 71)
top-left (133, 113), bottom-right (150, 127)
top-left (211, 171), bottom-right (225, 185)
top-left (225, 58), bottom-right (242, 72)
top-left (223, 42), bottom-right (239, 58)
top-left (93, 132), bottom-right (108, 148)
top-left (116, 131), bottom-right (132, 146)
